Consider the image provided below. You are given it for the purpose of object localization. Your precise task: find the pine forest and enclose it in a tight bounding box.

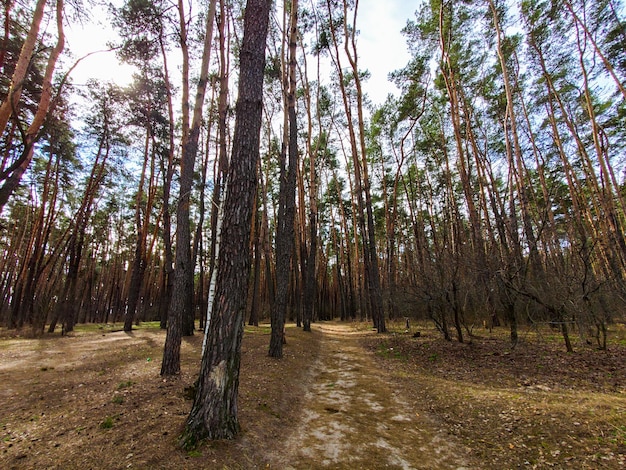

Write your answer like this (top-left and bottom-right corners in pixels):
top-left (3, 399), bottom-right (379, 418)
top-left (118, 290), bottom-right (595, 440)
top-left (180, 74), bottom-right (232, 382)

top-left (1, 0), bottom-right (626, 467)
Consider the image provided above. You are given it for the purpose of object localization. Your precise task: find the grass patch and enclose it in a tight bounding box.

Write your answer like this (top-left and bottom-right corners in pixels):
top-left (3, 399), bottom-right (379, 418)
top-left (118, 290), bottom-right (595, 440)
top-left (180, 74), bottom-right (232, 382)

top-left (244, 324), bottom-right (272, 335)
top-left (117, 380), bottom-right (133, 390)
top-left (72, 321), bottom-right (162, 334)
top-left (73, 323), bottom-right (118, 333)
top-left (376, 341), bottom-right (407, 360)
top-left (610, 424), bottom-right (626, 446)
top-left (100, 416), bottom-right (114, 429)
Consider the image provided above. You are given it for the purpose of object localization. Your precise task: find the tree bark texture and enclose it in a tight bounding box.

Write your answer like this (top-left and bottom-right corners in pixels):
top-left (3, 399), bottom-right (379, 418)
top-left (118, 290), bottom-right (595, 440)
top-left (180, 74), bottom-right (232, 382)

top-left (270, 0), bottom-right (298, 358)
top-left (161, 0), bottom-right (217, 375)
top-left (180, 0), bottom-right (271, 445)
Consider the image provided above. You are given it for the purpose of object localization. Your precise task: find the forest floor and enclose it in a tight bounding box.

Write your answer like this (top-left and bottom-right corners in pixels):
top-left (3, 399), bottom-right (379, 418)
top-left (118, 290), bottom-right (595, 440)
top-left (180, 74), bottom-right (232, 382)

top-left (0, 320), bottom-right (625, 469)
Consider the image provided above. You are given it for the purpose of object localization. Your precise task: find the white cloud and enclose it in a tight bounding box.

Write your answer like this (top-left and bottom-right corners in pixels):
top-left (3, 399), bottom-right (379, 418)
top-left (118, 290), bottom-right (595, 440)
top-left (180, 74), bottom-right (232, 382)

top-left (64, 4), bottom-right (135, 87)
top-left (63, 0), bottom-right (414, 104)
top-left (357, 0), bottom-right (413, 105)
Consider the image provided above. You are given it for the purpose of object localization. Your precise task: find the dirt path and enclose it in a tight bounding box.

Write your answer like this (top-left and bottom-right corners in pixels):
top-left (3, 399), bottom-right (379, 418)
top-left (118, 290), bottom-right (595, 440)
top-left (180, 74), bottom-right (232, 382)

top-left (272, 322), bottom-right (471, 470)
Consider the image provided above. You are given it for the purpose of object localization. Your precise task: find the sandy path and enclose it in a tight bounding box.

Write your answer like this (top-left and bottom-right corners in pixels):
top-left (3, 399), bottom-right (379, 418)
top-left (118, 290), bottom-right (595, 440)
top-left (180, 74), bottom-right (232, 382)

top-left (273, 322), bottom-right (471, 469)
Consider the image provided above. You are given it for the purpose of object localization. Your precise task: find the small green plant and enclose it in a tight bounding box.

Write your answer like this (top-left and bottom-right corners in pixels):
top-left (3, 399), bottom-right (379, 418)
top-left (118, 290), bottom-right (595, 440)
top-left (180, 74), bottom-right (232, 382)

top-left (376, 342), bottom-right (388, 357)
top-left (111, 395), bottom-right (124, 404)
top-left (376, 341), bottom-right (407, 360)
top-left (100, 416), bottom-right (114, 429)
top-left (610, 424), bottom-right (626, 445)
top-left (428, 353), bottom-right (438, 362)
top-left (187, 449), bottom-right (202, 458)
top-left (117, 380), bottom-right (133, 390)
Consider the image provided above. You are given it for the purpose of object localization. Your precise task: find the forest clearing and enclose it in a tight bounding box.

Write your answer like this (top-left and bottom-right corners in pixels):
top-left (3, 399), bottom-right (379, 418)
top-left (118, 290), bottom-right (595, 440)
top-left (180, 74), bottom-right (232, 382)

top-left (1, 320), bottom-right (624, 469)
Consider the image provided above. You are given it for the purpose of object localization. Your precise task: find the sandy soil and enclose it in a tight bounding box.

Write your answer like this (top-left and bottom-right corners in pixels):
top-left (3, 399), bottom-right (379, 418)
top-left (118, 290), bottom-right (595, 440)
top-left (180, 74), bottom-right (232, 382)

top-left (272, 323), bottom-right (470, 469)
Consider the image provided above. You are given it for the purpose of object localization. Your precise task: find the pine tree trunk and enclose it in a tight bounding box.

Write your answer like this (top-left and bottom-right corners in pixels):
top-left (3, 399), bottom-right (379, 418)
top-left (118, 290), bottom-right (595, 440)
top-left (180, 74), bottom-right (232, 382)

top-left (270, 0), bottom-right (299, 358)
top-left (158, 25), bottom-right (176, 330)
top-left (124, 129), bottom-right (151, 332)
top-left (180, 0), bottom-right (271, 445)
top-left (161, 0), bottom-right (217, 374)
top-left (0, 0), bottom-right (64, 214)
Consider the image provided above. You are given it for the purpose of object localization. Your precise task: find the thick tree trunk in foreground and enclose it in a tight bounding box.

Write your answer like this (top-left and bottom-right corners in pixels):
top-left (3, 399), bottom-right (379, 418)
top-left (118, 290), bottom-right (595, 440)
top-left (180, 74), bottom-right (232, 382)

top-left (180, 0), bottom-right (271, 446)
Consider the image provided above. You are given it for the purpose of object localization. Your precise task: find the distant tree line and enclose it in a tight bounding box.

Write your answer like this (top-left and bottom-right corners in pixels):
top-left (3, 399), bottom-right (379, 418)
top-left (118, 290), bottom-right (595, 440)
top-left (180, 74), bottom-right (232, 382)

top-left (1, 0), bottom-right (625, 358)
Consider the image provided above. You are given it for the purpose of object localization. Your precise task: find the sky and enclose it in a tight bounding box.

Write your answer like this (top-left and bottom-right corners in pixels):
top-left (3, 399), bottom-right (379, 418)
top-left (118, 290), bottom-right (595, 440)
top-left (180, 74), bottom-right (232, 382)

top-left (64, 5), bottom-right (135, 88)
top-left (357, 0), bottom-right (415, 104)
top-left (64, 0), bottom-right (416, 106)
